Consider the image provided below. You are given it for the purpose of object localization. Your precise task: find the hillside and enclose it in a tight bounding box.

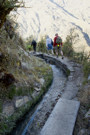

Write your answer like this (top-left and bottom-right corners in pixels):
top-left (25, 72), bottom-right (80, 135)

top-left (15, 0), bottom-right (90, 53)
top-left (0, 19), bottom-right (53, 134)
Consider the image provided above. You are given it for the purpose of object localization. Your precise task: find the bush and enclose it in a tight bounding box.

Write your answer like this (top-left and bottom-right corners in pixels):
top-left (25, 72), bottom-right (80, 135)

top-left (37, 38), bottom-right (47, 53)
top-left (0, 0), bottom-right (24, 29)
top-left (62, 40), bottom-right (74, 57)
top-left (62, 29), bottom-right (76, 57)
top-left (63, 29), bottom-right (90, 79)
top-left (26, 45), bottom-right (33, 51)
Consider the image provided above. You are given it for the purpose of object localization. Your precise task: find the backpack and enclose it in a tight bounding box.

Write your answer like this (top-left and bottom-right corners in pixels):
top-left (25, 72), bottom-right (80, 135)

top-left (56, 36), bottom-right (62, 44)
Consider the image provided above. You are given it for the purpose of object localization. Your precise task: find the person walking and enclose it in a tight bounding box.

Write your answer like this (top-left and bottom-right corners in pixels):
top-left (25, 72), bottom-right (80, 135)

top-left (53, 33), bottom-right (64, 59)
top-left (46, 35), bottom-right (53, 54)
top-left (31, 39), bottom-right (37, 53)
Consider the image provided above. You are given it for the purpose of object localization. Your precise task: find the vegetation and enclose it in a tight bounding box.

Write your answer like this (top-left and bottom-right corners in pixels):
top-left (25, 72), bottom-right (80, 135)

top-left (0, 0), bottom-right (24, 29)
top-left (62, 29), bottom-right (90, 80)
top-left (62, 29), bottom-right (90, 135)
top-left (25, 35), bottom-right (34, 51)
top-left (37, 37), bottom-right (47, 53)
top-left (0, 67), bottom-right (53, 135)
top-left (0, 4), bottom-right (53, 134)
top-left (0, 34), bottom-right (53, 135)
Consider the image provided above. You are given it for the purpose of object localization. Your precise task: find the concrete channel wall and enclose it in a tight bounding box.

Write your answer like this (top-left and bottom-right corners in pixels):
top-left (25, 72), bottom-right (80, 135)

top-left (35, 53), bottom-right (71, 76)
top-left (35, 53), bottom-right (80, 135)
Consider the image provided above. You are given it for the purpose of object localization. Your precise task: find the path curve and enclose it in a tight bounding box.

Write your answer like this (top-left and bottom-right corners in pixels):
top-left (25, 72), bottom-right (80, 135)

top-left (34, 53), bottom-right (84, 135)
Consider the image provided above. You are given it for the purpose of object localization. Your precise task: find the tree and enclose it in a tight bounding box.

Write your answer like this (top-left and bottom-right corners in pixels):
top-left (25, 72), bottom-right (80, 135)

top-left (0, 0), bottom-right (24, 29)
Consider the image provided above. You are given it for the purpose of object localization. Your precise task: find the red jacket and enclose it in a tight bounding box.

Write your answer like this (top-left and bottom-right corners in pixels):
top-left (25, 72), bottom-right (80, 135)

top-left (53, 36), bottom-right (63, 47)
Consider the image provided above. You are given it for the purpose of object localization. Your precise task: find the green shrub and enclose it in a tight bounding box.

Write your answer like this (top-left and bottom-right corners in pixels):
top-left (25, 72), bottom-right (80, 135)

top-left (71, 52), bottom-right (84, 63)
top-left (63, 29), bottom-right (90, 79)
top-left (26, 44), bottom-right (33, 51)
top-left (62, 29), bottom-right (76, 57)
top-left (0, 0), bottom-right (24, 29)
top-left (62, 40), bottom-right (74, 57)
top-left (37, 38), bottom-right (47, 53)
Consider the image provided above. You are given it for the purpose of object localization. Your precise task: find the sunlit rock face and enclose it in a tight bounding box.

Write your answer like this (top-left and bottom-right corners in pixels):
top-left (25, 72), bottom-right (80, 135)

top-left (16, 0), bottom-right (90, 53)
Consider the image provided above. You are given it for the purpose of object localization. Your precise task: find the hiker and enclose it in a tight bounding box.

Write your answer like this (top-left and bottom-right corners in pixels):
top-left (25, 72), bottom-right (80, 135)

top-left (53, 33), bottom-right (64, 59)
top-left (46, 35), bottom-right (53, 54)
top-left (31, 39), bottom-right (37, 53)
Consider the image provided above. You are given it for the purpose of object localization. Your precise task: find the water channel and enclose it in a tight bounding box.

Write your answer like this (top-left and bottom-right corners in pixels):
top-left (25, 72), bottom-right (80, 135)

top-left (10, 63), bottom-right (67, 135)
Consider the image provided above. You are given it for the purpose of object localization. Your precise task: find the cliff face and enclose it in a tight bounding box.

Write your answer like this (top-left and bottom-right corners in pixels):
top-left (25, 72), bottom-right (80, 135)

top-left (0, 20), bottom-right (53, 134)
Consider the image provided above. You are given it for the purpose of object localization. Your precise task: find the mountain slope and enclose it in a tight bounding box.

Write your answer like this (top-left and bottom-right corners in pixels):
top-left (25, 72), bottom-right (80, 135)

top-left (0, 21), bottom-right (53, 134)
top-left (16, 0), bottom-right (90, 52)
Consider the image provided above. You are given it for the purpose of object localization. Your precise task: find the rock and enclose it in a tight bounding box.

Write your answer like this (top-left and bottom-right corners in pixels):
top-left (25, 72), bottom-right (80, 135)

top-left (14, 96), bottom-right (30, 108)
top-left (68, 76), bottom-right (73, 81)
top-left (32, 91), bottom-right (39, 99)
top-left (39, 78), bottom-right (45, 85)
top-left (21, 62), bottom-right (28, 70)
top-left (3, 102), bottom-right (15, 116)
top-left (34, 87), bottom-right (41, 92)
top-left (34, 82), bottom-right (40, 88)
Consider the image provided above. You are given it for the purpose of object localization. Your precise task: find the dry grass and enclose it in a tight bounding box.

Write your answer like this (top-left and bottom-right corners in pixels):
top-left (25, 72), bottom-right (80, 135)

top-left (0, 17), bottom-right (54, 135)
top-left (0, 21), bottom-right (52, 100)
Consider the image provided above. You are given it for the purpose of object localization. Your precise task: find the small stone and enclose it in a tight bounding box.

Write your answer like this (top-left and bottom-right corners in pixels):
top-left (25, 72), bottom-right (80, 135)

top-left (39, 78), bottom-right (45, 85)
top-left (3, 102), bottom-right (14, 116)
top-left (32, 91), bottom-right (39, 98)
top-left (15, 96), bottom-right (29, 108)
top-left (34, 87), bottom-right (41, 92)
top-left (68, 76), bottom-right (73, 81)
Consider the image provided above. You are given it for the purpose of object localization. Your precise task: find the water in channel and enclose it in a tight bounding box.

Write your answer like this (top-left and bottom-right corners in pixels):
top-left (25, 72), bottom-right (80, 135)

top-left (11, 64), bottom-right (67, 135)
